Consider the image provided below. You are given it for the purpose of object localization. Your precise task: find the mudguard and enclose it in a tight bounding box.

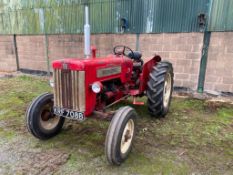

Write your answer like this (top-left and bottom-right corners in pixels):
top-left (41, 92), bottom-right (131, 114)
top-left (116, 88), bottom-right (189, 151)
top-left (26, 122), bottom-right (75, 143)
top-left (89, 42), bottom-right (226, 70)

top-left (139, 55), bottom-right (161, 93)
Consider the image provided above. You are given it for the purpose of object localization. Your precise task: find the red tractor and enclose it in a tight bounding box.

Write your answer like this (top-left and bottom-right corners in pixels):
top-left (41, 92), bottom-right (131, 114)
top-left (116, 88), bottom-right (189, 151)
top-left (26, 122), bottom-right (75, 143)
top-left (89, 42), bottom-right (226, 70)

top-left (26, 4), bottom-right (174, 165)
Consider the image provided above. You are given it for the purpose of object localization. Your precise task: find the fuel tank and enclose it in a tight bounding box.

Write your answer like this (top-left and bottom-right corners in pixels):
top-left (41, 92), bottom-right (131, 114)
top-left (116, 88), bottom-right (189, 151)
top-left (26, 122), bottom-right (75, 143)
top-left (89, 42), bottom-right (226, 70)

top-left (52, 54), bottom-right (133, 116)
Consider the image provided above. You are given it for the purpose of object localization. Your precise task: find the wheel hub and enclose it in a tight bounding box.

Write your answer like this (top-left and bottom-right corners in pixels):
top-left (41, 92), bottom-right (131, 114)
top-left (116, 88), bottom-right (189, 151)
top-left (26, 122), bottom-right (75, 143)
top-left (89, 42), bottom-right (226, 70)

top-left (41, 110), bottom-right (51, 121)
top-left (163, 72), bottom-right (172, 108)
top-left (120, 119), bottom-right (134, 154)
top-left (39, 103), bottom-right (60, 130)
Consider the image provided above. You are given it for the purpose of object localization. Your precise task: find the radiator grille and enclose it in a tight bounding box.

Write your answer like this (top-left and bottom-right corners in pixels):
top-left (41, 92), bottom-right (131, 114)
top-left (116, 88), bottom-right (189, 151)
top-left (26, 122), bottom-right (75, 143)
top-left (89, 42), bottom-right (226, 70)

top-left (53, 69), bottom-right (85, 111)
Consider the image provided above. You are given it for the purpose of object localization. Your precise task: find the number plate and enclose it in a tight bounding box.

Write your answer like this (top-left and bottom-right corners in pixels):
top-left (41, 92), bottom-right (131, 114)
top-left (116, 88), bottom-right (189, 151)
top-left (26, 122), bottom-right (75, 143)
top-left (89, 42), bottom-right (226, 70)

top-left (53, 107), bottom-right (85, 121)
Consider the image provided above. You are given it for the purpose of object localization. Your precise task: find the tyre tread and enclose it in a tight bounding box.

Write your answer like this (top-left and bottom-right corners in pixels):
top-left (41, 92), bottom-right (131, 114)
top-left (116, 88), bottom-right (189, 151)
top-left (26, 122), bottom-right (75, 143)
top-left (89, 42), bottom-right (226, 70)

top-left (147, 61), bottom-right (174, 117)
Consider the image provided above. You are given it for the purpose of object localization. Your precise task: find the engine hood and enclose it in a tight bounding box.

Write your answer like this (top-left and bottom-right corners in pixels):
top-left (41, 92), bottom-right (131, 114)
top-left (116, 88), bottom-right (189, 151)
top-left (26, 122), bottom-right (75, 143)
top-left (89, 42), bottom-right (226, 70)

top-left (52, 54), bottom-right (130, 71)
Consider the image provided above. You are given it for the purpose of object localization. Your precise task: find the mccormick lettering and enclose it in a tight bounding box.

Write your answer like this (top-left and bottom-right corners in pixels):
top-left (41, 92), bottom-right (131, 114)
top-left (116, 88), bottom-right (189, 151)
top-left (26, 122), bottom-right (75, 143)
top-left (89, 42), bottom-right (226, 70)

top-left (97, 66), bottom-right (121, 78)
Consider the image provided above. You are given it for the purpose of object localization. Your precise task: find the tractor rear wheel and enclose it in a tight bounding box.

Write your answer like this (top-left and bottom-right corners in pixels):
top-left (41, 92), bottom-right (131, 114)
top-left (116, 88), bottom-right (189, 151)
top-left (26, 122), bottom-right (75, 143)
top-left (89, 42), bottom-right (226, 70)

top-left (147, 61), bottom-right (174, 117)
top-left (26, 93), bottom-right (65, 140)
top-left (105, 106), bottom-right (137, 165)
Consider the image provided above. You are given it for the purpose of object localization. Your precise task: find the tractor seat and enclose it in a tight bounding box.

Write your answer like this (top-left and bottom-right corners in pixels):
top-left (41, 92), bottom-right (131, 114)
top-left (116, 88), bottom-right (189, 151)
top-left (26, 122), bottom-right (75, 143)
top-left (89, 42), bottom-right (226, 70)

top-left (128, 51), bottom-right (142, 61)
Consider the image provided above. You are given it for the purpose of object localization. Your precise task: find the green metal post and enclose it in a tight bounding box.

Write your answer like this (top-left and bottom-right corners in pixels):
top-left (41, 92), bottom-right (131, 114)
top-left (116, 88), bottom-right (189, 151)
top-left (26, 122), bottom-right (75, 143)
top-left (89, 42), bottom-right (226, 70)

top-left (197, 31), bottom-right (211, 93)
top-left (197, 0), bottom-right (213, 93)
top-left (13, 34), bottom-right (20, 71)
top-left (44, 34), bottom-right (51, 77)
top-left (41, 7), bottom-right (51, 77)
top-left (136, 33), bottom-right (140, 51)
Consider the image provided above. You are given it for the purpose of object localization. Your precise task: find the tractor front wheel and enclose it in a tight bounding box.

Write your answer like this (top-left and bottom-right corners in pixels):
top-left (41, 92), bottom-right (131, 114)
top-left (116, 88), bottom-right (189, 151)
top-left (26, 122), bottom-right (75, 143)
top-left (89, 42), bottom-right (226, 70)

top-left (147, 61), bottom-right (174, 117)
top-left (26, 93), bottom-right (65, 140)
top-left (105, 106), bottom-right (137, 165)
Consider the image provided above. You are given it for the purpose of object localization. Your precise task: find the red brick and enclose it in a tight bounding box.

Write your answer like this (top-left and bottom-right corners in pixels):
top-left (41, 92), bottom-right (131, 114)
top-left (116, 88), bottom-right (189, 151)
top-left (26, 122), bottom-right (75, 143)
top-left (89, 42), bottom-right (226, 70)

top-left (175, 73), bottom-right (190, 80)
top-left (176, 59), bottom-right (191, 66)
top-left (154, 52), bottom-right (169, 59)
top-left (192, 44), bottom-right (202, 52)
top-left (171, 37), bottom-right (187, 45)
top-left (222, 77), bottom-right (233, 84)
top-left (0, 35), bottom-right (17, 71)
top-left (162, 44), bottom-right (177, 52)
top-left (0, 35), bottom-right (13, 42)
top-left (150, 44), bottom-right (163, 52)
top-left (186, 53), bottom-right (201, 60)
top-left (183, 81), bottom-right (196, 89)
top-left (176, 45), bottom-right (192, 52)
top-left (190, 74), bottom-right (198, 81)
top-left (174, 66), bottom-right (184, 73)
top-left (174, 80), bottom-right (183, 87)
top-left (204, 82), bottom-right (214, 91)
top-left (169, 52), bottom-right (186, 59)
top-left (205, 75), bottom-right (222, 83)
top-left (214, 84), bottom-right (231, 92)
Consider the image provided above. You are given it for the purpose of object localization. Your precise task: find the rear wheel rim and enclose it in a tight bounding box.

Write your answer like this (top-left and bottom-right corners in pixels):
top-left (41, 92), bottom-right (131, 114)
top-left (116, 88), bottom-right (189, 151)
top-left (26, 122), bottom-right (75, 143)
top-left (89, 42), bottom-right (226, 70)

top-left (39, 102), bottom-right (60, 130)
top-left (163, 73), bottom-right (172, 108)
top-left (120, 119), bottom-right (134, 154)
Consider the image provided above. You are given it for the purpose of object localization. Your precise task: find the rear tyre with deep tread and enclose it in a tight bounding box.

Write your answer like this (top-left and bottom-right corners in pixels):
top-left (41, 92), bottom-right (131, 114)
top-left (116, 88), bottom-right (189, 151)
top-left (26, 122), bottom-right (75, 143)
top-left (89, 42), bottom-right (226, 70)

top-left (147, 61), bottom-right (174, 118)
top-left (105, 106), bottom-right (137, 165)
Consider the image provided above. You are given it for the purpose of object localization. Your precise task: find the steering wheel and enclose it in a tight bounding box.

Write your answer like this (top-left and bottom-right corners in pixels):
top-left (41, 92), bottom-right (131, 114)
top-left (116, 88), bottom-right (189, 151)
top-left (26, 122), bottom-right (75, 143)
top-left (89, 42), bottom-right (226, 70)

top-left (113, 45), bottom-right (134, 58)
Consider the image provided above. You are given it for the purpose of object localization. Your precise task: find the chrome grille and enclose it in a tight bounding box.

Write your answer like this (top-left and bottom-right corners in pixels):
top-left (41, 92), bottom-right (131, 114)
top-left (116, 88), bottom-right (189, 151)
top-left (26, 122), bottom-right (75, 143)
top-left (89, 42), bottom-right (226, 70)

top-left (53, 69), bottom-right (85, 111)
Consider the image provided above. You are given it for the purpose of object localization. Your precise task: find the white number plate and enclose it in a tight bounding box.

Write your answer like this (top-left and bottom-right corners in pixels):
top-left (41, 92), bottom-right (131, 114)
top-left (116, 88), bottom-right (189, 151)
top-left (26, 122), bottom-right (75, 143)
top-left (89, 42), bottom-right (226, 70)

top-left (53, 107), bottom-right (85, 121)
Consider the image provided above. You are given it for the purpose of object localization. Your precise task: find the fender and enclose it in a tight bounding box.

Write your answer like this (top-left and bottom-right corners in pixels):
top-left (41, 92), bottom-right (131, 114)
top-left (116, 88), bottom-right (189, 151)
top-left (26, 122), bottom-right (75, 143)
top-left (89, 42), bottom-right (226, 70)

top-left (139, 55), bottom-right (161, 93)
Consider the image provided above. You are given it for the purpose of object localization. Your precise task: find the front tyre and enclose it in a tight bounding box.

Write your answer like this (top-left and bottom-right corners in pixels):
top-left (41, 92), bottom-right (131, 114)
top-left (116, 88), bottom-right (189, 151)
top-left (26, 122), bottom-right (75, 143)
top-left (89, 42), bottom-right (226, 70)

top-left (105, 106), bottom-right (137, 165)
top-left (147, 61), bottom-right (174, 117)
top-left (26, 93), bottom-right (65, 140)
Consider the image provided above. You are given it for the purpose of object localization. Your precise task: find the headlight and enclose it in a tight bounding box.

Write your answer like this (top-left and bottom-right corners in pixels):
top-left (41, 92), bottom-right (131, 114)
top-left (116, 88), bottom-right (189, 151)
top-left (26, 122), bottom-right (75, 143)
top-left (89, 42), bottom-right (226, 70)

top-left (91, 82), bottom-right (103, 94)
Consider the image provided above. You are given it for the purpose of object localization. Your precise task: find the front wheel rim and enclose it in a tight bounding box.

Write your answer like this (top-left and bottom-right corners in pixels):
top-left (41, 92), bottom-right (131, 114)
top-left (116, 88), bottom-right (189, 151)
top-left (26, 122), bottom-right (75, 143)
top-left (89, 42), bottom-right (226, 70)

top-left (39, 103), bottom-right (60, 130)
top-left (163, 72), bottom-right (172, 108)
top-left (120, 119), bottom-right (135, 154)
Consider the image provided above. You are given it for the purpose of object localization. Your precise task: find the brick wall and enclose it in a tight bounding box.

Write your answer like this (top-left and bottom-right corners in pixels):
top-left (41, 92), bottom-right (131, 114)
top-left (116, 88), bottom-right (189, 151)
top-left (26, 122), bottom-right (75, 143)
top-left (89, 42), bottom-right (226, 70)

top-left (17, 35), bottom-right (47, 71)
top-left (48, 34), bottom-right (136, 69)
top-left (0, 34), bottom-right (203, 91)
top-left (48, 34), bottom-right (136, 60)
top-left (0, 35), bottom-right (17, 72)
top-left (48, 35), bottom-right (83, 63)
top-left (139, 33), bottom-right (204, 90)
top-left (14, 34), bottom-right (137, 71)
top-left (205, 32), bottom-right (233, 93)
top-left (1, 32), bottom-right (233, 93)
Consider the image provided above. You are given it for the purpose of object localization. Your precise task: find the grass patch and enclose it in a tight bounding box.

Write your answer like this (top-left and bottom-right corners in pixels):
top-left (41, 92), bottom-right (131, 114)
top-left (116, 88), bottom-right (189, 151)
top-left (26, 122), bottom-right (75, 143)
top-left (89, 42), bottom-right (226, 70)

top-left (0, 75), bottom-right (232, 174)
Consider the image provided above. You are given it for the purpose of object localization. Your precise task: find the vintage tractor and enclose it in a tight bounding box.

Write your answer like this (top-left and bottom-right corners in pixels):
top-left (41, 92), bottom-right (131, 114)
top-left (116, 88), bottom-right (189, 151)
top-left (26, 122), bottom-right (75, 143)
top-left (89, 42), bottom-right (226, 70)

top-left (26, 4), bottom-right (174, 165)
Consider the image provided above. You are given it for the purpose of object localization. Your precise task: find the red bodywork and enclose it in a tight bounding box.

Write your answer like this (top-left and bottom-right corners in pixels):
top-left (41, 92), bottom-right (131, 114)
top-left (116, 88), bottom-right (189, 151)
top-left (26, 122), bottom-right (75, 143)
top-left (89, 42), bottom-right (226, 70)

top-left (52, 53), bottom-right (160, 117)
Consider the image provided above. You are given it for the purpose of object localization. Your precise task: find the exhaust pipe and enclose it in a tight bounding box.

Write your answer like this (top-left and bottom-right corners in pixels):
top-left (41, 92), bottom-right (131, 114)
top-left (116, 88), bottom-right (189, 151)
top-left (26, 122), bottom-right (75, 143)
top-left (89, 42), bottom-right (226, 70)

top-left (84, 3), bottom-right (91, 58)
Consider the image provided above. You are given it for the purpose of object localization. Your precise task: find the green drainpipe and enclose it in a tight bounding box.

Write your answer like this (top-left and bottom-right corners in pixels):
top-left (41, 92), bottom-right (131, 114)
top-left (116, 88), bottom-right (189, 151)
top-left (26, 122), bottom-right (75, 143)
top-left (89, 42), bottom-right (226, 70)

top-left (197, 0), bottom-right (213, 93)
top-left (197, 31), bottom-right (211, 93)
top-left (44, 34), bottom-right (51, 77)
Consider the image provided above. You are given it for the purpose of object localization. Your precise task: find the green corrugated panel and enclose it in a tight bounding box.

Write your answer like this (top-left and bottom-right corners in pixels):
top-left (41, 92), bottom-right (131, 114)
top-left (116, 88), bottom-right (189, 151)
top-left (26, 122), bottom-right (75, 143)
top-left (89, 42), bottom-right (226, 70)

top-left (89, 0), bottom-right (209, 33)
top-left (209, 0), bottom-right (233, 31)
top-left (0, 0), bottom-right (86, 11)
top-left (0, 0), bottom-right (212, 34)
top-left (0, 14), bottom-right (3, 33)
top-left (15, 9), bottom-right (41, 34)
top-left (44, 5), bottom-right (84, 34)
top-left (147, 0), bottom-right (209, 33)
top-left (1, 12), bottom-right (11, 34)
top-left (89, 0), bottom-right (116, 33)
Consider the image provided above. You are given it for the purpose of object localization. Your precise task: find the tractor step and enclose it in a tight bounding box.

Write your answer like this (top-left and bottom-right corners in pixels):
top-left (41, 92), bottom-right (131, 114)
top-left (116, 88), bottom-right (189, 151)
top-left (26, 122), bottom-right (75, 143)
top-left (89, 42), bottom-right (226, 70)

top-left (133, 97), bottom-right (144, 105)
